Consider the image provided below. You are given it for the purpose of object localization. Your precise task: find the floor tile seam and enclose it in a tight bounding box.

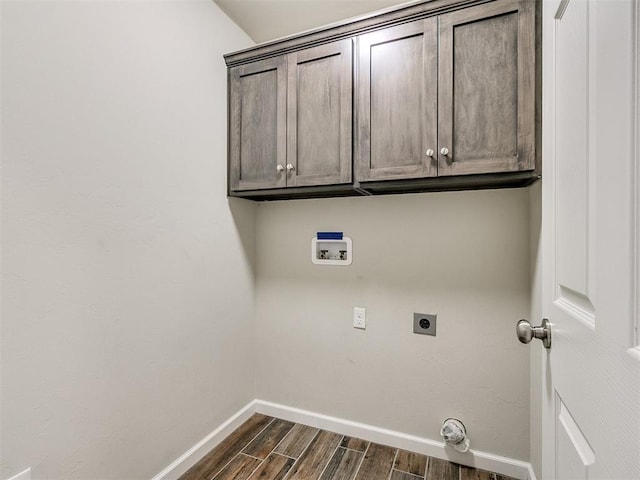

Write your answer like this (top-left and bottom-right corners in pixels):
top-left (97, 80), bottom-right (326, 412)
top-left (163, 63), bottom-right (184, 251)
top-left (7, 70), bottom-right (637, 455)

top-left (315, 439), bottom-right (343, 480)
top-left (272, 451), bottom-right (297, 461)
top-left (296, 426), bottom-right (322, 458)
top-left (207, 451), bottom-right (241, 480)
top-left (242, 452), bottom-right (265, 462)
top-left (244, 452), bottom-right (300, 480)
top-left (207, 451), bottom-right (247, 480)
top-left (274, 422), bottom-right (318, 460)
top-left (391, 470), bottom-right (423, 480)
top-left (394, 467), bottom-right (425, 476)
top-left (280, 428), bottom-right (323, 480)
top-left (256, 419), bottom-right (296, 461)
top-left (386, 449), bottom-right (399, 480)
top-left (393, 461), bottom-right (428, 478)
top-left (340, 445), bottom-right (367, 454)
top-left (239, 417), bottom-right (277, 460)
top-left (349, 440), bottom-right (370, 480)
top-left (340, 446), bottom-right (366, 480)
top-left (210, 417), bottom-right (276, 480)
top-left (244, 453), bottom-right (268, 480)
top-left (423, 456), bottom-right (429, 480)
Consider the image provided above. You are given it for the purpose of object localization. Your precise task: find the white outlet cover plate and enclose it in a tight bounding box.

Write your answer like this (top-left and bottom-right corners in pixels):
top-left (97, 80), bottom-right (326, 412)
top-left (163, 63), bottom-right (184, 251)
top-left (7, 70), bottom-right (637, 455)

top-left (353, 307), bottom-right (366, 329)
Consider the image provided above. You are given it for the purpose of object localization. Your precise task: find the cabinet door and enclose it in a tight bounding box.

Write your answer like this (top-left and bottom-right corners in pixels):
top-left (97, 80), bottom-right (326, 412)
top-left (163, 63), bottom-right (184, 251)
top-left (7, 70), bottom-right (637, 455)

top-left (287, 40), bottom-right (352, 187)
top-left (438, 0), bottom-right (535, 176)
top-left (229, 57), bottom-right (287, 191)
top-left (356, 19), bottom-right (438, 181)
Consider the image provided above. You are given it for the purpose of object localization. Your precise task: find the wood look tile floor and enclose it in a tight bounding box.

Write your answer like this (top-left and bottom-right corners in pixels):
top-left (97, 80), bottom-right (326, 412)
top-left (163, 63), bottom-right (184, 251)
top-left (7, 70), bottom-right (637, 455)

top-left (179, 414), bottom-right (518, 480)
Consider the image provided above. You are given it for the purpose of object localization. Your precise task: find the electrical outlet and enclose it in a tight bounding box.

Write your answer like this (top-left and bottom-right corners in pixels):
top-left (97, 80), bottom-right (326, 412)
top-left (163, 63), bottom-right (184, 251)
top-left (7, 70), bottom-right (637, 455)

top-left (353, 307), bottom-right (366, 329)
top-left (413, 313), bottom-right (437, 336)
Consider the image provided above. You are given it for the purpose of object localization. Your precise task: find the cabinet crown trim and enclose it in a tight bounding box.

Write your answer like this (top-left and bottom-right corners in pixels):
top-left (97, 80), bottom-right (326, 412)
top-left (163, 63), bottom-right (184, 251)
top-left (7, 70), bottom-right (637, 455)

top-left (224, 0), bottom-right (494, 67)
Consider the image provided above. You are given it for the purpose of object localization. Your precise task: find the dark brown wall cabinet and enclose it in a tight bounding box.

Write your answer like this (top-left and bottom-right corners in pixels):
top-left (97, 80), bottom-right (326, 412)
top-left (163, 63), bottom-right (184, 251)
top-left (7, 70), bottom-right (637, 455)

top-left (229, 40), bottom-right (352, 192)
top-left (225, 0), bottom-right (539, 200)
top-left (356, 19), bottom-right (438, 182)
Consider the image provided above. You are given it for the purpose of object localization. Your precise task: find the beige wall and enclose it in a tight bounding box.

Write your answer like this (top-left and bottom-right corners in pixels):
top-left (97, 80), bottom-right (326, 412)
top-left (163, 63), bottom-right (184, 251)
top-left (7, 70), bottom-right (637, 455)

top-left (0, 1), bottom-right (255, 478)
top-left (255, 189), bottom-right (531, 461)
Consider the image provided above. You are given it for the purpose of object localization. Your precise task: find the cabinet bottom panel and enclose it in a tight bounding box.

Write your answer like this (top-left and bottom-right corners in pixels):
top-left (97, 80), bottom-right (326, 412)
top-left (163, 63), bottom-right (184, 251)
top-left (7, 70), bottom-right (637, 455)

top-left (228, 171), bottom-right (540, 201)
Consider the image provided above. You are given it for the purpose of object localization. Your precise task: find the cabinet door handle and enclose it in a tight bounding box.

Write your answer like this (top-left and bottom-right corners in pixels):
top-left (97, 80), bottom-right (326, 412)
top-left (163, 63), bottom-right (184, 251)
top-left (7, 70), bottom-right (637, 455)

top-left (277, 164), bottom-right (284, 172)
top-left (440, 147), bottom-right (449, 156)
top-left (426, 149), bottom-right (435, 157)
top-left (286, 164), bottom-right (295, 171)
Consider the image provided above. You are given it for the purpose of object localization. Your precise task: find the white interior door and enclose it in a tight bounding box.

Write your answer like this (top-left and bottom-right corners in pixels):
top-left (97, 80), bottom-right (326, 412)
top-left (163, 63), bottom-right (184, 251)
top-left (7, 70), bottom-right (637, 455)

top-left (541, 0), bottom-right (640, 479)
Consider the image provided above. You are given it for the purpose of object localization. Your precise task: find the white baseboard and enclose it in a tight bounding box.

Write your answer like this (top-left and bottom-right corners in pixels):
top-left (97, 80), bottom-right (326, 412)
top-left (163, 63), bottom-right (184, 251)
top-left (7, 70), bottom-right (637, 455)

top-left (151, 399), bottom-right (536, 480)
top-left (255, 400), bottom-right (534, 480)
top-left (151, 401), bottom-right (257, 480)
top-left (6, 468), bottom-right (31, 480)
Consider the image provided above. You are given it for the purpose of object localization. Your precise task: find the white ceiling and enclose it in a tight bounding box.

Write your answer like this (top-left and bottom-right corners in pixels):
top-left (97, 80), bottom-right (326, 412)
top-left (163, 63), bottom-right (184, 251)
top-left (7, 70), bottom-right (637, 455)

top-left (214, 0), bottom-right (409, 44)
